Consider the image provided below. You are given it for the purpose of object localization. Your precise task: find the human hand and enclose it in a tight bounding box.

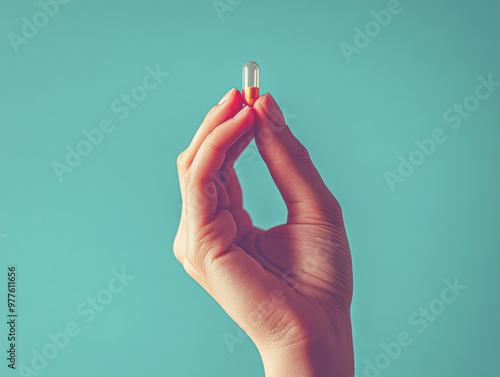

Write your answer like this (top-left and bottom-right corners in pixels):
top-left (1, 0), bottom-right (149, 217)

top-left (174, 88), bottom-right (354, 376)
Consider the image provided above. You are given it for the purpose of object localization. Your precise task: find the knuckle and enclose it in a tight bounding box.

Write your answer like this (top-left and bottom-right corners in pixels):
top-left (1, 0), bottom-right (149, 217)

top-left (182, 248), bottom-right (199, 273)
top-left (318, 196), bottom-right (344, 226)
top-left (188, 212), bottom-right (236, 274)
top-left (176, 150), bottom-right (188, 170)
top-left (332, 197), bottom-right (343, 215)
top-left (184, 247), bottom-right (208, 277)
top-left (173, 245), bottom-right (182, 263)
top-left (173, 237), bottom-right (184, 263)
top-left (326, 194), bottom-right (343, 216)
top-left (182, 259), bottom-right (197, 277)
top-left (207, 132), bottom-right (226, 155)
top-left (291, 139), bottom-right (311, 163)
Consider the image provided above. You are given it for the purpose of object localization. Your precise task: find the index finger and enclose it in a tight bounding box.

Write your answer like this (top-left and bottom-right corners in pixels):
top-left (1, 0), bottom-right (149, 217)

top-left (185, 107), bottom-right (255, 226)
top-left (182, 88), bottom-right (243, 169)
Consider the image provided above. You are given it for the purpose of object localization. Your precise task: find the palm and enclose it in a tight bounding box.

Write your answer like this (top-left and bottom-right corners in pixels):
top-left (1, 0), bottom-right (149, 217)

top-left (222, 173), bottom-right (353, 335)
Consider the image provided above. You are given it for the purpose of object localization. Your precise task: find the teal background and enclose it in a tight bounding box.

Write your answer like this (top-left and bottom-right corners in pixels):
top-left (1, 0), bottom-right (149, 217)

top-left (1, 0), bottom-right (499, 376)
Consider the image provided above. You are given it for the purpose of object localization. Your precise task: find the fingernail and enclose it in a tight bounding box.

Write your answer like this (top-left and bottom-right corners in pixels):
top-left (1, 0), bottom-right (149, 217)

top-left (262, 93), bottom-right (286, 128)
top-left (218, 88), bottom-right (235, 105)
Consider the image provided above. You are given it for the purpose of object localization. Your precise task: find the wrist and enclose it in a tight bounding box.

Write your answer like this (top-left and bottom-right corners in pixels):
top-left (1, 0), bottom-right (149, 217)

top-left (258, 317), bottom-right (354, 377)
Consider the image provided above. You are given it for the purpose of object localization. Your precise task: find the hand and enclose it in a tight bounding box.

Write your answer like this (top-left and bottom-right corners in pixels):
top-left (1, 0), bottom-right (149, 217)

top-left (174, 88), bottom-right (354, 377)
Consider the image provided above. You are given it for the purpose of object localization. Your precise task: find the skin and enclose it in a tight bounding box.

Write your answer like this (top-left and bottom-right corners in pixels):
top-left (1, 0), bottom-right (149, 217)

top-left (174, 88), bottom-right (354, 377)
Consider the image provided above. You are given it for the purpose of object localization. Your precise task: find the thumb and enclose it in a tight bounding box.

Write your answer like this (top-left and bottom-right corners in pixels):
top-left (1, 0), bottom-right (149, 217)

top-left (253, 93), bottom-right (339, 221)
